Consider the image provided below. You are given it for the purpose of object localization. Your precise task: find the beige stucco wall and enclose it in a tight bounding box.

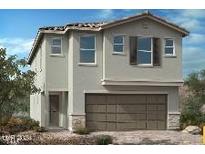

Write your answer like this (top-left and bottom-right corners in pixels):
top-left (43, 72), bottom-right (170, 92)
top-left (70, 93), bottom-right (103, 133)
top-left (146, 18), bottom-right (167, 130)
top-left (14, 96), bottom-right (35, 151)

top-left (103, 18), bottom-right (183, 81)
top-left (30, 37), bottom-right (46, 126)
top-left (45, 34), bottom-right (68, 91)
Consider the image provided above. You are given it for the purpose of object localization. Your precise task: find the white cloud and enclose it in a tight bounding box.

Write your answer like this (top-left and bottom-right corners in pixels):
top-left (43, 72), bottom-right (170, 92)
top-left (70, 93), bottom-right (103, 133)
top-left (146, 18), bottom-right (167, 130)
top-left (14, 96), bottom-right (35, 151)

top-left (0, 37), bottom-right (33, 56)
top-left (165, 10), bottom-right (205, 31)
top-left (183, 46), bottom-right (205, 76)
top-left (184, 33), bottom-right (205, 45)
top-left (98, 9), bottom-right (114, 20)
top-left (180, 10), bottom-right (205, 19)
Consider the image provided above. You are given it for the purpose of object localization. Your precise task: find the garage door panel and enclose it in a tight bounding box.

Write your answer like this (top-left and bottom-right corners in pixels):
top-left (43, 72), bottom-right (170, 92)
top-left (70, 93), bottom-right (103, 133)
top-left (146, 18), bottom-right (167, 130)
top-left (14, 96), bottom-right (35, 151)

top-left (117, 114), bottom-right (136, 122)
top-left (86, 95), bottom-right (107, 105)
top-left (107, 114), bottom-right (116, 122)
top-left (86, 105), bottom-right (106, 113)
top-left (107, 122), bottom-right (116, 131)
top-left (148, 112), bottom-right (166, 120)
top-left (147, 113), bottom-right (157, 120)
top-left (116, 95), bottom-right (146, 104)
top-left (117, 105), bottom-right (146, 113)
top-left (117, 122), bottom-right (137, 130)
top-left (86, 113), bottom-right (107, 121)
top-left (148, 95), bottom-right (166, 104)
top-left (147, 105), bottom-right (157, 111)
top-left (86, 122), bottom-right (107, 131)
top-left (147, 121), bottom-right (158, 129)
top-left (157, 105), bottom-right (166, 111)
top-left (107, 105), bottom-right (116, 113)
top-left (136, 121), bottom-right (147, 129)
top-left (117, 113), bottom-right (146, 121)
top-left (157, 121), bottom-right (166, 129)
top-left (157, 111), bottom-right (167, 119)
top-left (107, 95), bottom-right (116, 104)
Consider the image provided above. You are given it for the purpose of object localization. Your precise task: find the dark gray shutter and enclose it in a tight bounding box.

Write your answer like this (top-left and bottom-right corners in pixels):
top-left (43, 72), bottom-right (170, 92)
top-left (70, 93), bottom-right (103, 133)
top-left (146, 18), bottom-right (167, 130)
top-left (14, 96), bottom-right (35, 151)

top-left (153, 38), bottom-right (161, 66)
top-left (129, 37), bottom-right (137, 65)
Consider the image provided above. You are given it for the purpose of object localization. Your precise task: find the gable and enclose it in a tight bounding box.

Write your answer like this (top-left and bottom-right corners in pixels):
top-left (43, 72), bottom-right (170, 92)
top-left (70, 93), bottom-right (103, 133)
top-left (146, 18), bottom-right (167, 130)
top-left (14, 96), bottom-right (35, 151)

top-left (103, 17), bottom-right (183, 38)
top-left (102, 13), bottom-right (189, 37)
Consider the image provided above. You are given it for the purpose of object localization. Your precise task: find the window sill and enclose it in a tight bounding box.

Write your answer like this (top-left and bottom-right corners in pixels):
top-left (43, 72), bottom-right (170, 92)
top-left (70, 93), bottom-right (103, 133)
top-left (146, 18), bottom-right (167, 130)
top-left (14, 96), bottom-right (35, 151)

top-left (136, 64), bottom-right (154, 68)
top-left (130, 64), bottom-right (154, 68)
top-left (50, 54), bottom-right (64, 57)
top-left (164, 55), bottom-right (176, 58)
top-left (112, 52), bottom-right (126, 56)
top-left (78, 63), bottom-right (97, 67)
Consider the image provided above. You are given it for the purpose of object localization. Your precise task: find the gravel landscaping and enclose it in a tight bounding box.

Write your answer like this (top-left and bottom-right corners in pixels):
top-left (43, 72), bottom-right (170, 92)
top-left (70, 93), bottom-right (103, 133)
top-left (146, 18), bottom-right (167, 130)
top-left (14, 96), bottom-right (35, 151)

top-left (1, 130), bottom-right (202, 145)
top-left (91, 130), bottom-right (202, 145)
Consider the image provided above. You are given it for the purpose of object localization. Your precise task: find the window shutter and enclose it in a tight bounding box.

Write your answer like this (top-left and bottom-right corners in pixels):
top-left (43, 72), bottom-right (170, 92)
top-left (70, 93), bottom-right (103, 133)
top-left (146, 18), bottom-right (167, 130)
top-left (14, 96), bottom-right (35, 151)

top-left (153, 38), bottom-right (161, 66)
top-left (129, 37), bottom-right (137, 65)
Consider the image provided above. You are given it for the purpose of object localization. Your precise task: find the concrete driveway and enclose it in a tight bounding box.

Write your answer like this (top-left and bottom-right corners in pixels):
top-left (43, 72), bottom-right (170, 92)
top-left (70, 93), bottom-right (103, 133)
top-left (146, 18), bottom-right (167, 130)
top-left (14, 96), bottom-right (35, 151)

top-left (91, 130), bottom-right (203, 145)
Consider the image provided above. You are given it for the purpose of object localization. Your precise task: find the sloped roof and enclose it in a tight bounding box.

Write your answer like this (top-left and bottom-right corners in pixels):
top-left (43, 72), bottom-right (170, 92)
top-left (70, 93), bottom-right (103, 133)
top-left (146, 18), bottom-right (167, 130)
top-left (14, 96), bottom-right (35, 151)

top-left (28, 11), bottom-right (189, 64)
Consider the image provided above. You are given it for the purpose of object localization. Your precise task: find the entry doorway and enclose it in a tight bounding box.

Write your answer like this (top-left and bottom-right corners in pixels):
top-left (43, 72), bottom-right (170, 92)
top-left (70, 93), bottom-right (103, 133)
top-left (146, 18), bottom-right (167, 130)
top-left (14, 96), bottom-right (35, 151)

top-left (49, 95), bottom-right (60, 127)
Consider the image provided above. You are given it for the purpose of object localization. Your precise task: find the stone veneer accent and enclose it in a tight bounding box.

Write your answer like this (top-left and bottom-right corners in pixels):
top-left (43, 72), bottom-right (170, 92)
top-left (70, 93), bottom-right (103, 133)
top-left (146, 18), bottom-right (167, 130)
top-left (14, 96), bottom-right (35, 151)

top-left (68, 114), bottom-right (85, 131)
top-left (168, 112), bottom-right (180, 129)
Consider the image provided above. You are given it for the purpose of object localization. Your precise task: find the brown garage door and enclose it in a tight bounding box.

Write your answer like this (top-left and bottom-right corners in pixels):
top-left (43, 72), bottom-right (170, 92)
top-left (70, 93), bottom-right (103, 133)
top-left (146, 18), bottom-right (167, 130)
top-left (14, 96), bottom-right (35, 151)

top-left (86, 94), bottom-right (167, 131)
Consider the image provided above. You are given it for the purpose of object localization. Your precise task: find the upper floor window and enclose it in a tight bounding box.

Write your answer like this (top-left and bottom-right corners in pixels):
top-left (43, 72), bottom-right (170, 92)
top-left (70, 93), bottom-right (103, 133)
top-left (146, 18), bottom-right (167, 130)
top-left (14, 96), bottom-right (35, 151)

top-left (113, 35), bottom-right (124, 53)
top-left (137, 37), bottom-right (153, 65)
top-left (80, 35), bottom-right (96, 64)
top-left (164, 38), bottom-right (175, 56)
top-left (51, 38), bottom-right (62, 54)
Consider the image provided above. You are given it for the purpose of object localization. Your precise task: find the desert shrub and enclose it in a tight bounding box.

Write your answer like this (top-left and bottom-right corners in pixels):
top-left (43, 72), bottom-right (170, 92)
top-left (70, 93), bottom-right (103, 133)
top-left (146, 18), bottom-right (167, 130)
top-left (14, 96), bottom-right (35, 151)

top-left (180, 70), bottom-right (205, 130)
top-left (73, 127), bottom-right (89, 135)
top-left (0, 138), bottom-right (7, 145)
top-left (96, 135), bottom-right (113, 145)
top-left (4, 116), bottom-right (39, 134)
top-left (180, 96), bottom-right (205, 129)
top-left (34, 126), bottom-right (47, 132)
top-left (0, 116), bottom-right (11, 126)
top-left (20, 116), bottom-right (39, 129)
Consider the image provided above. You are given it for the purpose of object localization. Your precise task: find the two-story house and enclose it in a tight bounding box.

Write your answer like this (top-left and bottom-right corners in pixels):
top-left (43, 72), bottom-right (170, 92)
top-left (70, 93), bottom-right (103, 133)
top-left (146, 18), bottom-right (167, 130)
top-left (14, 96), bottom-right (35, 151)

top-left (28, 12), bottom-right (189, 131)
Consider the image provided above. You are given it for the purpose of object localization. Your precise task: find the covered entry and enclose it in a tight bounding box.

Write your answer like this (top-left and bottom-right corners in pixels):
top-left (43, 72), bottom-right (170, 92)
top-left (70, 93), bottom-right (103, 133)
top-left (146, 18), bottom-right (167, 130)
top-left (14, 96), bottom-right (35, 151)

top-left (86, 94), bottom-right (167, 131)
top-left (49, 94), bottom-right (60, 126)
top-left (48, 91), bottom-right (68, 128)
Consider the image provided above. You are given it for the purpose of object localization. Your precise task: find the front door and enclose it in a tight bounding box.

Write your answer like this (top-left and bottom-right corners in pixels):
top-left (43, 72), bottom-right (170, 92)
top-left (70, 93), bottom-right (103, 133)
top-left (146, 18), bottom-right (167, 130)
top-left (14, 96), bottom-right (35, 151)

top-left (49, 95), bottom-right (59, 127)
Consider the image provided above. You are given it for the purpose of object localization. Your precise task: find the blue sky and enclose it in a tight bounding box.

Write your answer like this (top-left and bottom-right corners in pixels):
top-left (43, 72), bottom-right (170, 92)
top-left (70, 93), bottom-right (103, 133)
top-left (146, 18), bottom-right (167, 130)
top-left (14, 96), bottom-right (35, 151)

top-left (0, 9), bottom-right (205, 78)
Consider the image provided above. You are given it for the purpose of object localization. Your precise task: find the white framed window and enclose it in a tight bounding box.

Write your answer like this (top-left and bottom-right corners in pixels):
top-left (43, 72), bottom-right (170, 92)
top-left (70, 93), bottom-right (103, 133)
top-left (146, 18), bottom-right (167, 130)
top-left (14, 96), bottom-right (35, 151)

top-left (80, 35), bottom-right (96, 64)
top-left (51, 37), bottom-right (62, 54)
top-left (137, 37), bottom-right (153, 65)
top-left (164, 38), bottom-right (175, 56)
top-left (113, 35), bottom-right (124, 54)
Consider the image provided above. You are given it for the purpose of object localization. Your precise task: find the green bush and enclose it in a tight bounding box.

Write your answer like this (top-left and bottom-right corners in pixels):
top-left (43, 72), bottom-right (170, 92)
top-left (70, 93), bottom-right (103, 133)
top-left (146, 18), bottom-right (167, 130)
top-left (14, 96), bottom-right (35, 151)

top-left (73, 127), bottom-right (89, 135)
top-left (96, 135), bottom-right (113, 145)
top-left (180, 96), bottom-right (205, 129)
